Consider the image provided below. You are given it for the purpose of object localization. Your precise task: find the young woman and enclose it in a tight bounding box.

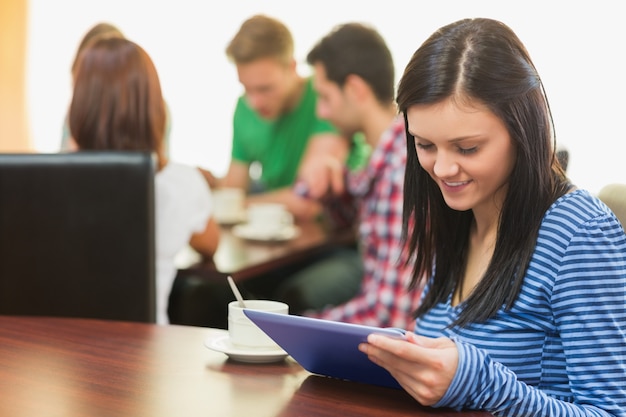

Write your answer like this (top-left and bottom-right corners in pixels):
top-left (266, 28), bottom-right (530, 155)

top-left (69, 37), bottom-right (220, 325)
top-left (359, 18), bottom-right (626, 416)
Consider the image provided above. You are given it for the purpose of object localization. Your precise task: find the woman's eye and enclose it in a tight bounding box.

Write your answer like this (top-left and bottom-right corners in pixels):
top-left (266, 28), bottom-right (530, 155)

top-left (416, 142), bottom-right (433, 150)
top-left (458, 146), bottom-right (477, 155)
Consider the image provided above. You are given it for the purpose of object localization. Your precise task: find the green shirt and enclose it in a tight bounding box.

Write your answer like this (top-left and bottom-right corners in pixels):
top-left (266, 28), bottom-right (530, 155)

top-left (231, 78), bottom-right (368, 191)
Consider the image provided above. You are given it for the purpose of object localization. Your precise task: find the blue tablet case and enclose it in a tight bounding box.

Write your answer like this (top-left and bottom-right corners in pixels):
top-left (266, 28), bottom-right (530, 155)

top-left (243, 310), bottom-right (404, 389)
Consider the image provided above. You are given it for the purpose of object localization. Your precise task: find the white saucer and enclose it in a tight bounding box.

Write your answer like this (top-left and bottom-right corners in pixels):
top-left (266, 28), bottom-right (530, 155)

top-left (231, 224), bottom-right (300, 242)
top-left (215, 210), bottom-right (247, 225)
top-left (204, 330), bottom-right (288, 364)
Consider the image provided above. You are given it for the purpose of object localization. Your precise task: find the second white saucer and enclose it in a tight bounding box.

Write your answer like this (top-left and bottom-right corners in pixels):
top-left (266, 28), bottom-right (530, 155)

top-left (231, 224), bottom-right (300, 242)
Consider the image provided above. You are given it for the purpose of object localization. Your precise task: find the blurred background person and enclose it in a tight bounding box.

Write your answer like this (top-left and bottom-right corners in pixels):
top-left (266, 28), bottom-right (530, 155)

top-left (200, 14), bottom-right (369, 220)
top-left (61, 22), bottom-right (172, 155)
top-left (269, 23), bottom-right (423, 329)
top-left (69, 36), bottom-right (220, 325)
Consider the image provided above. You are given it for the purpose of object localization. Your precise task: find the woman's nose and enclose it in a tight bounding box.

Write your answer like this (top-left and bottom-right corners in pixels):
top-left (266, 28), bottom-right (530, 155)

top-left (433, 151), bottom-right (459, 178)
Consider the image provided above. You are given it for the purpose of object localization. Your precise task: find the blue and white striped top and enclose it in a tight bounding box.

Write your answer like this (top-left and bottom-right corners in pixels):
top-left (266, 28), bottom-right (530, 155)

top-left (414, 190), bottom-right (626, 416)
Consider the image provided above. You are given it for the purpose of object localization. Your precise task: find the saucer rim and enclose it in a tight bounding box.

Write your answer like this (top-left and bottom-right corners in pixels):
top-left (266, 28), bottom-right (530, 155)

top-left (231, 224), bottom-right (300, 241)
top-left (204, 330), bottom-right (288, 362)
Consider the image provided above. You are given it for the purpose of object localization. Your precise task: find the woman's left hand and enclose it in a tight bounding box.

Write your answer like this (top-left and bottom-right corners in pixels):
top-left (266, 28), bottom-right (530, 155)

top-left (359, 332), bottom-right (459, 406)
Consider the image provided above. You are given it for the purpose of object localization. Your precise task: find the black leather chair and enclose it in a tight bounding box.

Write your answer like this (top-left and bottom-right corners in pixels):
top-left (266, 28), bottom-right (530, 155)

top-left (0, 151), bottom-right (156, 322)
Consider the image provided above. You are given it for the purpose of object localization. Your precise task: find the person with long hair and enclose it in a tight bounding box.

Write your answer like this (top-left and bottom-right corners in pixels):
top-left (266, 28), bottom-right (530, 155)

top-left (61, 22), bottom-right (172, 154)
top-left (69, 37), bottom-right (220, 325)
top-left (60, 22), bottom-right (124, 151)
top-left (359, 18), bottom-right (626, 415)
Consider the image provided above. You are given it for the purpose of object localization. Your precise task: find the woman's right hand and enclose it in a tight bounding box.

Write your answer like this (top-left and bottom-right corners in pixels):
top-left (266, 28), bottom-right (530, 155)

top-left (359, 332), bottom-right (459, 406)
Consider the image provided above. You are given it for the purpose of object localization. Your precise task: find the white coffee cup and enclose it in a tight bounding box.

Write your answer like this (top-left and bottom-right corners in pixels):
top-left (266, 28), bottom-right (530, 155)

top-left (212, 187), bottom-right (245, 222)
top-left (228, 300), bottom-right (288, 350)
top-left (246, 203), bottom-right (293, 234)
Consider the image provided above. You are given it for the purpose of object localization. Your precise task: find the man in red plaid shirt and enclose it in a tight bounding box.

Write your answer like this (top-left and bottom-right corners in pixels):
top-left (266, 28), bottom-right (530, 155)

top-left (277, 23), bottom-right (423, 330)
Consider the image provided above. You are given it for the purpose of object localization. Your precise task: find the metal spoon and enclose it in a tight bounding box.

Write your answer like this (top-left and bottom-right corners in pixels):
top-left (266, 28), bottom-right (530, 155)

top-left (227, 275), bottom-right (247, 308)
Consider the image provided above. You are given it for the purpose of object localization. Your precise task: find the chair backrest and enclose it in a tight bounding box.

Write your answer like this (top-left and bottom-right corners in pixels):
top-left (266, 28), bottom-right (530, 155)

top-left (0, 151), bottom-right (156, 322)
top-left (598, 183), bottom-right (626, 229)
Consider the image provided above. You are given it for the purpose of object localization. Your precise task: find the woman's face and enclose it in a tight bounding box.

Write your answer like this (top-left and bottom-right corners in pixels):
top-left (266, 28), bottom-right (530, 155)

top-left (406, 98), bottom-right (516, 217)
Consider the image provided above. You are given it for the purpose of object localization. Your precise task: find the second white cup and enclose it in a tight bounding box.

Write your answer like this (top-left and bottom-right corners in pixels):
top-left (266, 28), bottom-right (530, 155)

top-left (246, 203), bottom-right (293, 234)
top-left (212, 187), bottom-right (245, 223)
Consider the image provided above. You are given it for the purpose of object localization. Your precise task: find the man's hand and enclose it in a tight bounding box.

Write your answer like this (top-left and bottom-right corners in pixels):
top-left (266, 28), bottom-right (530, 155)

top-left (298, 133), bottom-right (350, 199)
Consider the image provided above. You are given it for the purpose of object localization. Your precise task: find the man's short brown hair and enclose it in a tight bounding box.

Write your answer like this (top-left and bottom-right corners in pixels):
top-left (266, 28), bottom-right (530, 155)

top-left (226, 14), bottom-right (294, 65)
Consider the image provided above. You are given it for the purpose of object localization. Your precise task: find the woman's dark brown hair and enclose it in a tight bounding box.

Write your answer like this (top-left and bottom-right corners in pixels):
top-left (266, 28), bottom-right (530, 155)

top-left (71, 22), bottom-right (124, 80)
top-left (69, 37), bottom-right (166, 169)
top-left (397, 18), bottom-right (570, 327)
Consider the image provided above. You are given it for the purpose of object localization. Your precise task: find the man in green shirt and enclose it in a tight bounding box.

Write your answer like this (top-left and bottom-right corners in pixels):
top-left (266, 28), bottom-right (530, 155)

top-left (202, 14), bottom-right (366, 220)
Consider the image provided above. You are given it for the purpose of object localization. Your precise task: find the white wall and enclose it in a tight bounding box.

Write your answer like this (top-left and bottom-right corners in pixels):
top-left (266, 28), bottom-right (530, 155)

top-left (26, 0), bottom-right (625, 194)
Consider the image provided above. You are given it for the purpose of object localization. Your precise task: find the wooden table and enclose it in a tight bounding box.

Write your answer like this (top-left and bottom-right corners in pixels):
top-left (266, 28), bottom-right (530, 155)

top-left (0, 317), bottom-right (491, 417)
top-left (170, 221), bottom-right (355, 328)
top-left (177, 220), bottom-right (355, 281)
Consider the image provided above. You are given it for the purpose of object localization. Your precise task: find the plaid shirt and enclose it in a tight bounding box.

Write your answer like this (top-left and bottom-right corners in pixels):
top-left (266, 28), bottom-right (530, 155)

top-left (299, 116), bottom-right (422, 330)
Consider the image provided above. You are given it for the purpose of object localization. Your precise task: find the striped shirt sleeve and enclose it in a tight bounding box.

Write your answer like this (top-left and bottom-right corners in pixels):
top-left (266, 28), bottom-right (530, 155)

top-left (426, 191), bottom-right (626, 416)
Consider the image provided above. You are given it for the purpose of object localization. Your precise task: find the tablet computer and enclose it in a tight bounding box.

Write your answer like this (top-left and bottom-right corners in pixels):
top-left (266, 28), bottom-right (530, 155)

top-left (243, 309), bottom-right (405, 389)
